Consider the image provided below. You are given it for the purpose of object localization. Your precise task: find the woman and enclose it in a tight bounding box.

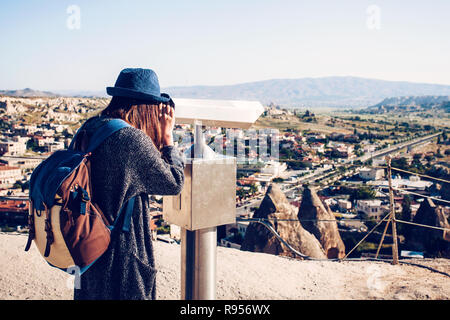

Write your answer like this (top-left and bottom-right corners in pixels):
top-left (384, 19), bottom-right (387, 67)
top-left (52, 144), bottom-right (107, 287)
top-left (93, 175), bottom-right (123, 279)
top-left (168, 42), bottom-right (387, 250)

top-left (73, 68), bottom-right (185, 300)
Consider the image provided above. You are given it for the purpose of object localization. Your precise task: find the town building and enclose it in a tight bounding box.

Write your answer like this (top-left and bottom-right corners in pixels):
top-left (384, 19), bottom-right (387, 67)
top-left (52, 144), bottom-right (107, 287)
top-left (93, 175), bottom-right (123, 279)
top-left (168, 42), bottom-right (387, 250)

top-left (260, 160), bottom-right (287, 177)
top-left (359, 167), bottom-right (385, 181)
top-left (367, 176), bottom-right (433, 191)
top-left (0, 140), bottom-right (26, 156)
top-left (44, 141), bottom-right (65, 153)
top-left (356, 199), bottom-right (386, 221)
top-left (332, 144), bottom-right (354, 158)
top-left (338, 199), bottom-right (352, 211)
top-left (310, 142), bottom-right (325, 153)
top-left (0, 156), bottom-right (43, 172)
top-left (33, 136), bottom-right (54, 147)
top-left (0, 166), bottom-right (22, 188)
top-left (0, 199), bottom-right (29, 225)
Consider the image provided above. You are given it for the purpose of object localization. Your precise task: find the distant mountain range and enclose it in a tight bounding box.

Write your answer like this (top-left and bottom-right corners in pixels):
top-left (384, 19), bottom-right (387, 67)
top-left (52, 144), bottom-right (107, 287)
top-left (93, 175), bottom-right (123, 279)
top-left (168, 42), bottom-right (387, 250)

top-left (3, 76), bottom-right (450, 108)
top-left (164, 77), bottom-right (450, 107)
top-left (0, 88), bottom-right (107, 98)
top-left (0, 88), bottom-right (60, 97)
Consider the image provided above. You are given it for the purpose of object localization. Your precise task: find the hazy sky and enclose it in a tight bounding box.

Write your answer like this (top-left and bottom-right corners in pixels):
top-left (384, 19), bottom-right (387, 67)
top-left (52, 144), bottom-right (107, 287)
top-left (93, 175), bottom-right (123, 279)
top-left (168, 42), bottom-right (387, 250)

top-left (1, 0), bottom-right (449, 91)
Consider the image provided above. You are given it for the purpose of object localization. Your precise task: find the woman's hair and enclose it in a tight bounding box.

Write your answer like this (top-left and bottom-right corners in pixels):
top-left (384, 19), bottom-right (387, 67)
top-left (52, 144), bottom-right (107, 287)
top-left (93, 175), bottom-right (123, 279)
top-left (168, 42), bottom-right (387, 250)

top-left (101, 96), bottom-right (163, 150)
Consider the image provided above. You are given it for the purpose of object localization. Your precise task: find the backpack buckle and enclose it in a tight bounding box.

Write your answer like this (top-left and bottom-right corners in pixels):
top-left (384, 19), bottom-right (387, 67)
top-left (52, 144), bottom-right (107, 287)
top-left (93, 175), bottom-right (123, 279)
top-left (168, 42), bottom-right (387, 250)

top-left (79, 187), bottom-right (90, 215)
top-left (79, 187), bottom-right (90, 201)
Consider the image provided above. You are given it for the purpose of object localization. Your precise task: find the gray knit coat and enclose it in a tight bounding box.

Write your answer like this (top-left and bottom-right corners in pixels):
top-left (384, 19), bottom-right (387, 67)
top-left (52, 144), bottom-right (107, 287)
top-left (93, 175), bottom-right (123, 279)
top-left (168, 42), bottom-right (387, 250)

top-left (73, 115), bottom-right (185, 300)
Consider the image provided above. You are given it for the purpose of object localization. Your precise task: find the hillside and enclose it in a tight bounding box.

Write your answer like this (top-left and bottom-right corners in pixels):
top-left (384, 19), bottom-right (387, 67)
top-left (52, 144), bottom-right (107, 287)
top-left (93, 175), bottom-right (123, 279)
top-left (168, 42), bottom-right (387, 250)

top-left (0, 88), bottom-right (59, 98)
top-left (165, 77), bottom-right (450, 107)
top-left (366, 95), bottom-right (450, 113)
top-left (1, 234), bottom-right (449, 300)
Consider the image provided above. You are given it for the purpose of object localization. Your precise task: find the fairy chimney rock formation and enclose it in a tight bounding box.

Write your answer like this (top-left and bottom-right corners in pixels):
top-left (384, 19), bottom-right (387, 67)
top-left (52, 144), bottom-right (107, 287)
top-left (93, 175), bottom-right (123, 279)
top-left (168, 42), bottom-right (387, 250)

top-left (241, 184), bottom-right (326, 259)
top-left (407, 198), bottom-right (450, 258)
top-left (297, 186), bottom-right (346, 259)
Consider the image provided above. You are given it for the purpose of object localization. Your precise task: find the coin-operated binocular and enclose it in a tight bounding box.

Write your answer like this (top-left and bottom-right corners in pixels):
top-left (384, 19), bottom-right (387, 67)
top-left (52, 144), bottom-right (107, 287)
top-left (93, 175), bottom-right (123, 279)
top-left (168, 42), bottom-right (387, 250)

top-left (163, 98), bottom-right (264, 300)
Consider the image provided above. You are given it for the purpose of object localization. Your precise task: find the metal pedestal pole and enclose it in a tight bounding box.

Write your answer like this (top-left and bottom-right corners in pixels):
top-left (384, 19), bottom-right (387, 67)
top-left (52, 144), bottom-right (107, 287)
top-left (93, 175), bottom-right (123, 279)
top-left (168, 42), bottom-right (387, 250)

top-left (180, 122), bottom-right (218, 300)
top-left (181, 227), bottom-right (217, 300)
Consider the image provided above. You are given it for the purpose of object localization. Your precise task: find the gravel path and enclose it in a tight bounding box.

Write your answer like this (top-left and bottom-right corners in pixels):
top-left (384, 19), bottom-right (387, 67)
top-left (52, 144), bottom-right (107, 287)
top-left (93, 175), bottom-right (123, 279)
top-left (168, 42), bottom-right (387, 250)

top-left (0, 234), bottom-right (449, 300)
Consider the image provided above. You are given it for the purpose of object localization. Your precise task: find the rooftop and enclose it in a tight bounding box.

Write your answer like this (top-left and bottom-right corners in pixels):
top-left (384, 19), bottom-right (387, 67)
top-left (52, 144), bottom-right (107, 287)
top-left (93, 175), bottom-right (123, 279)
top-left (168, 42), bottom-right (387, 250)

top-left (0, 166), bottom-right (20, 171)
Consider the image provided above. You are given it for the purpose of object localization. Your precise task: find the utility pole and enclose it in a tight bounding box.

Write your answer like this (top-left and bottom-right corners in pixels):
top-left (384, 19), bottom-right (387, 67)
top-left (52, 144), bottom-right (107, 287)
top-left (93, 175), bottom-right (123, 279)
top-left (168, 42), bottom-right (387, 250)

top-left (385, 155), bottom-right (399, 264)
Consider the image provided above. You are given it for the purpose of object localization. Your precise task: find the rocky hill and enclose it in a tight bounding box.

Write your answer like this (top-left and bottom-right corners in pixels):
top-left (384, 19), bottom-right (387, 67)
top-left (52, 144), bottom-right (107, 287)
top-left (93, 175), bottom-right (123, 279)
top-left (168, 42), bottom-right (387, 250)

top-left (406, 198), bottom-right (450, 258)
top-left (298, 186), bottom-right (346, 259)
top-left (365, 95), bottom-right (450, 113)
top-left (240, 184), bottom-right (326, 259)
top-left (241, 184), bottom-right (348, 260)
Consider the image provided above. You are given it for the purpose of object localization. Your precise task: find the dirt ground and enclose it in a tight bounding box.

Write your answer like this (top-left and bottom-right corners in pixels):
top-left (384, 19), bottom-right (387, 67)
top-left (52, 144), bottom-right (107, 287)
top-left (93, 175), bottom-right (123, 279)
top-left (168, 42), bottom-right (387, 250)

top-left (0, 233), bottom-right (448, 300)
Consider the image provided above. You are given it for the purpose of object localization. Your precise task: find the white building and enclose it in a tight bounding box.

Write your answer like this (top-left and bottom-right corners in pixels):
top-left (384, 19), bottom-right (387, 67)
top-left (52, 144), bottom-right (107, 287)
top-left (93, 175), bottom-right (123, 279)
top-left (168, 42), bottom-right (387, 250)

top-left (310, 142), bottom-right (325, 153)
top-left (12, 136), bottom-right (30, 144)
top-left (260, 161), bottom-right (287, 177)
top-left (23, 125), bottom-right (38, 135)
top-left (359, 167), bottom-right (385, 181)
top-left (367, 176), bottom-right (433, 191)
top-left (338, 199), bottom-right (352, 210)
top-left (0, 140), bottom-right (26, 156)
top-left (0, 166), bottom-right (22, 188)
top-left (363, 144), bottom-right (377, 153)
top-left (0, 156), bottom-right (43, 172)
top-left (357, 200), bottom-right (386, 221)
top-left (34, 136), bottom-right (54, 147)
top-left (44, 141), bottom-right (65, 153)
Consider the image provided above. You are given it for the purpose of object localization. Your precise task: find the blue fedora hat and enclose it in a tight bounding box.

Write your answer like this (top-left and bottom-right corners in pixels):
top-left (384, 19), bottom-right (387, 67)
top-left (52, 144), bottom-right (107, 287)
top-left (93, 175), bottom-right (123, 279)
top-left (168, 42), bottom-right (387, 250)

top-left (106, 68), bottom-right (172, 104)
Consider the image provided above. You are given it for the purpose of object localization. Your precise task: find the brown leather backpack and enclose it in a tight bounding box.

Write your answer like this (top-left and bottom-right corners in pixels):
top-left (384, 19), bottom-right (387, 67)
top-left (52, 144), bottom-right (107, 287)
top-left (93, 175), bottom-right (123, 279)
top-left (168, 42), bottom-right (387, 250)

top-left (25, 119), bottom-right (135, 274)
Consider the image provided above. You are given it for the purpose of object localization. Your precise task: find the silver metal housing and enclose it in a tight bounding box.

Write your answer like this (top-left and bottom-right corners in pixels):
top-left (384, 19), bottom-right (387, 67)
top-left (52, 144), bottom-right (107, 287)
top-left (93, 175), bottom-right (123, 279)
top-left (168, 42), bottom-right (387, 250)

top-left (163, 157), bottom-right (236, 231)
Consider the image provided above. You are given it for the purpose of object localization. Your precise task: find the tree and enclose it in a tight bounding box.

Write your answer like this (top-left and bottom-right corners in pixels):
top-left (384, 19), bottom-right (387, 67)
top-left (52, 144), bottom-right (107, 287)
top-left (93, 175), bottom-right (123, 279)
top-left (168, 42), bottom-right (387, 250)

top-left (425, 154), bottom-right (434, 164)
top-left (249, 183), bottom-right (258, 194)
top-left (391, 157), bottom-right (408, 170)
top-left (413, 153), bottom-right (422, 162)
top-left (350, 186), bottom-right (376, 202)
top-left (236, 188), bottom-right (247, 200)
top-left (398, 195), bottom-right (412, 237)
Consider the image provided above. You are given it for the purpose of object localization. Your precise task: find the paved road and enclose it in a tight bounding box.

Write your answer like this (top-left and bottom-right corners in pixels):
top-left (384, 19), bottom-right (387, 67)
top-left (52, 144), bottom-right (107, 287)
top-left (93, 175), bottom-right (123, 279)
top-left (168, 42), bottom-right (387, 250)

top-left (354, 132), bottom-right (442, 163)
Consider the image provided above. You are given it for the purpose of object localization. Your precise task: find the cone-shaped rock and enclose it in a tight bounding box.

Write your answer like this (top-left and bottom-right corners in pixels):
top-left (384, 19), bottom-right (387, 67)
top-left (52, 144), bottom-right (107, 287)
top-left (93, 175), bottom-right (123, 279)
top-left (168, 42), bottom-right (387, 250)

top-left (241, 184), bottom-right (326, 259)
top-left (406, 198), bottom-right (450, 258)
top-left (298, 186), bottom-right (346, 259)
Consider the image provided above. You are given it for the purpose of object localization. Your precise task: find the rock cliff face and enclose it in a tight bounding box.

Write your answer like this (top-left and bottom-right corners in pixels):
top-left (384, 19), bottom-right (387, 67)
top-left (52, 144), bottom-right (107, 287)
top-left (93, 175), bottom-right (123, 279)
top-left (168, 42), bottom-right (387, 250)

top-left (407, 198), bottom-right (450, 258)
top-left (297, 186), bottom-right (346, 259)
top-left (241, 184), bottom-right (326, 259)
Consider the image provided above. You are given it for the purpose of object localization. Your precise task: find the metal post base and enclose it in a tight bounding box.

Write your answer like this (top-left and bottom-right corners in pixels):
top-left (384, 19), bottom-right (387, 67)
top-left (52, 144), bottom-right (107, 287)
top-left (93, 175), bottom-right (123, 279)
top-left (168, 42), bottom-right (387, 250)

top-left (181, 227), bottom-right (217, 300)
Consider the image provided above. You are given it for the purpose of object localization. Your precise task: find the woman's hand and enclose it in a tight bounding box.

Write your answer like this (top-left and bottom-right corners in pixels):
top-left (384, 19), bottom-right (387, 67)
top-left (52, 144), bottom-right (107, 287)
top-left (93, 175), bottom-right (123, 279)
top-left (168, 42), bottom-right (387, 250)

top-left (159, 103), bottom-right (175, 147)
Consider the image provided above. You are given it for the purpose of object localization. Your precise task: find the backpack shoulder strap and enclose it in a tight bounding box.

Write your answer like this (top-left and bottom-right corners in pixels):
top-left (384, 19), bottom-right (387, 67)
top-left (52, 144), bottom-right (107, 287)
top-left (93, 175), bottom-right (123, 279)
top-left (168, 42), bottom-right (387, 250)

top-left (69, 118), bottom-right (131, 153)
top-left (108, 196), bottom-right (136, 233)
top-left (86, 119), bottom-right (131, 153)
